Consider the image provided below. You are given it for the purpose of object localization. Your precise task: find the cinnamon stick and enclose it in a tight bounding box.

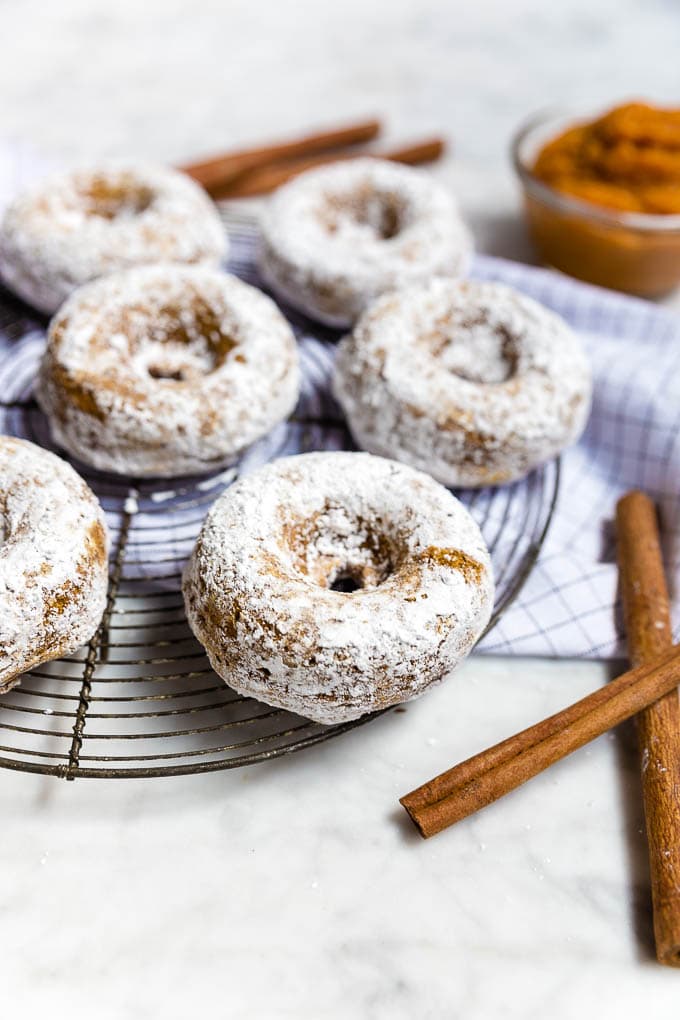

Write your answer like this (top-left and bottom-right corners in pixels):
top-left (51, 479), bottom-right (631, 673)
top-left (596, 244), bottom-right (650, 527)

top-left (616, 490), bottom-right (680, 968)
top-left (210, 138), bottom-right (446, 199)
top-left (399, 643), bottom-right (680, 840)
top-left (180, 119), bottom-right (381, 195)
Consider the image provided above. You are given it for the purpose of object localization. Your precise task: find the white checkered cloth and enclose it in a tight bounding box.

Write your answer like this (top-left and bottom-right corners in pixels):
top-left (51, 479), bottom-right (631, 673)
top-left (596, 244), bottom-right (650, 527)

top-left (473, 257), bottom-right (680, 658)
top-left (1, 141), bottom-right (679, 661)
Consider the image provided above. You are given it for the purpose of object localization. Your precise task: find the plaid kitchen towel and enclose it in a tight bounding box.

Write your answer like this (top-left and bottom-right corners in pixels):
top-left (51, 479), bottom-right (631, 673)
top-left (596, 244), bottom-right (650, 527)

top-left (473, 256), bottom-right (680, 657)
top-left (1, 142), bottom-right (679, 660)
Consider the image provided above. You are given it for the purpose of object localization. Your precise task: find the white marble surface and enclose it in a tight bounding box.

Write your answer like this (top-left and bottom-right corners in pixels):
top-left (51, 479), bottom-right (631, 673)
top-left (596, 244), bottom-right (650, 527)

top-left (1, 1), bottom-right (680, 1017)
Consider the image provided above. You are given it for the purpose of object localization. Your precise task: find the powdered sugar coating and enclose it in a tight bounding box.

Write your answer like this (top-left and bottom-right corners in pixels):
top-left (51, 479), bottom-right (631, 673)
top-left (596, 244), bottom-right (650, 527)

top-left (183, 451), bottom-right (494, 724)
top-left (333, 278), bottom-right (592, 487)
top-left (0, 436), bottom-right (109, 693)
top-left (37, 264), bottom-right (301, 478)
top-left (0, 161), bottom-right (227, 315)
top-left (258, 158), bottom-right (472, 328)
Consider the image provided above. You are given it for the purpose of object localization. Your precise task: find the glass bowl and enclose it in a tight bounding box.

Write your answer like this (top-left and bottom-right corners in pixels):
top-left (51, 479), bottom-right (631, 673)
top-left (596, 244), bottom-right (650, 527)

top-left (511, 108), bottom-right (680, 297)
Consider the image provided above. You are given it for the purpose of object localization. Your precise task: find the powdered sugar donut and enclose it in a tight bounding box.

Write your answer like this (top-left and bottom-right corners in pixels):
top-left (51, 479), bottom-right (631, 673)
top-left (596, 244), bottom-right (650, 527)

top-left (0, 162), bottom-right (226, 315)
top-left (258, 158), bottom-right (471, 328)
top-left (183, 451), bottom-right (493, 724)
top-left (333, 278), bottom-right (592, 487)
top-left (37, 265), bottom-right (300, 478)
top-left (0, 436), bottom-right (109, 693)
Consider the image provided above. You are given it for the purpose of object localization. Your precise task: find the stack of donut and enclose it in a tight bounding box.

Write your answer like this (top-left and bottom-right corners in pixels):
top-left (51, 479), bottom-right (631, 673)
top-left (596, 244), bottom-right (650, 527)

top-left (0, 154), bottom-right (591, 721)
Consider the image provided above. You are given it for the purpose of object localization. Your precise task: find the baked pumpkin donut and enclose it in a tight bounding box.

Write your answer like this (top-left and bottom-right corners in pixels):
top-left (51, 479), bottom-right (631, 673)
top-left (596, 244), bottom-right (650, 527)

top-left (258, 158), bottom-right (471, 328)
top-left (183, 451), bottom-right (493, 724)
top-left (37, 265), bottom-right (301, 478)
top-left (0, 436), bottom-right (109, 693)
top-left (333, 278), bottom-right (592, 487)
top-left (0, 162), bottom-right (226, 315)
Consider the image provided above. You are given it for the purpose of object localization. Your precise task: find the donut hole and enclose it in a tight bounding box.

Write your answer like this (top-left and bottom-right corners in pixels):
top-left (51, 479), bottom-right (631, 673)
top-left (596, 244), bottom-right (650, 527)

top-left (76, 173), bottom-right (154, 220)
top-left (112, 298), bottom-right (238, 383)
top-left (318, 185), bottom-right (406, 242)
top-left (147, 364), bottom-right (187, 382)
top-left (427, 315), bottom-right (519, 384)
top-left (282, 505), bottom-right (404, 593)
top-left (328, 570), bottom-right (366, 594)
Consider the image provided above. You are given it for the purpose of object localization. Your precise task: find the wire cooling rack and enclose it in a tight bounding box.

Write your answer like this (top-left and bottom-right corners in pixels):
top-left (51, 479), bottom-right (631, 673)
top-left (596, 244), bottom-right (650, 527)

top-left (0, 213), bottom-right (560, 779)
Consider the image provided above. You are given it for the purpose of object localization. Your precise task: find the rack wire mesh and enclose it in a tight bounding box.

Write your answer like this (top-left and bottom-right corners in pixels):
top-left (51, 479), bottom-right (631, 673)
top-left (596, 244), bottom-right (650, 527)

top-left (0, 211), bottom-right (560, 779)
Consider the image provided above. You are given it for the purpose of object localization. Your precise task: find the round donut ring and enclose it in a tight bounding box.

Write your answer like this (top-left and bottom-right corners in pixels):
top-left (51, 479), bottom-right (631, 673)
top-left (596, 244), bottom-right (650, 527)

top-left (183, 451), bottom-right (494, 724)
top-left (37, 264), bottom-right (301, 478)
top-left (258, 158), bottom-right (472, 328)
top-left (0, 161), bottom-right (227, 315)
top-left (333, 278), bottom-right (592, 487)
top-left (0, 436), bottom-right (109, 693)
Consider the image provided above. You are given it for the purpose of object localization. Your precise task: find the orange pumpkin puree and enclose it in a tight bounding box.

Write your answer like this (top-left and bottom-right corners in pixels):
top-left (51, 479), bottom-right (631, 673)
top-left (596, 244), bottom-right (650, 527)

top-left (533, 102), bottom-right (680, 215)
